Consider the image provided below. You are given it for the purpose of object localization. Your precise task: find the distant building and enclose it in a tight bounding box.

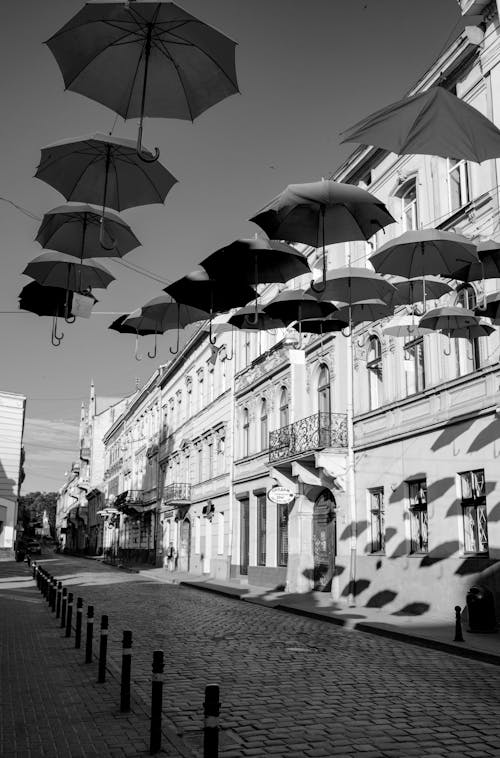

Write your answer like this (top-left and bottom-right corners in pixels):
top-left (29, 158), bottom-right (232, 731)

top-left (0, 390), bottom-right (26, 556)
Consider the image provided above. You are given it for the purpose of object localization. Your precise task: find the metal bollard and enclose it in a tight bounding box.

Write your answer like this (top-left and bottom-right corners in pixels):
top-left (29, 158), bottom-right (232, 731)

top-left (85, 605), bottom-right (94, 664)
top-left (65, 593), bottom-right (74, 638)
top-left (32, 561), bottom-right (37, 580)
top-left (51, 579), bottom-right (57, 612)
top-left (203, 684), bottom-right (220, 758)
top-left (97, 615), bottom-right (109, 683)
top-left (46, 575), bottom-right (52, 604)
top-left (454, 605), bottom-right (464, 642)
top-left (149, 650), bottom-right (164, 755)
top-left (60, 588), bottom-right (68, 629)
top-left (41, 571), bottom-right (47, 598)
top-left (120, 631), bottom-right (133, 712)
top-left (56, 582), bottom-right (62, 619)
top-left (75, 598), bottom-right (83, 649)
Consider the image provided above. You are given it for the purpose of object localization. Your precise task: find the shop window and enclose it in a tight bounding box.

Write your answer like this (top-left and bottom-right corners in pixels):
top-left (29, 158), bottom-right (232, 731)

top-left (277, 503), bottom-right (289, 566)
top-left (448, 158), bottom-right (470, 212)
top-left (257, 494), bottom-right (267, 566)
top-left (369, 488), bottom-right (385, 553)
top-left (317, 364), bottom-right (331, 416)
top-left (460, 469), bottom-right (488, 554)
top-left (404, 336), bottom-right (425, 395)
top-left (408, 479), bottom-right (428, 553)
top-left (260, 399), bottom-right (268, 451)
top-left (367, 337), bottom-right (383, 410)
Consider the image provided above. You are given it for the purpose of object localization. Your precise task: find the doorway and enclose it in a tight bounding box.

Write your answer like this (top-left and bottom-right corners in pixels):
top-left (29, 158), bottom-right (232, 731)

top-left (240, 498), bottom-right (249, 575)
top-left (312, 489), bottom-right (336, 591)
top-left (179, 518), bottom-right (191, 572)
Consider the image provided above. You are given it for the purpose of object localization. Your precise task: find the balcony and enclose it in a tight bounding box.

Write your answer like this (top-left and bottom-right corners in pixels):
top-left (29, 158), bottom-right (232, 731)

top-left (163, 483), bottom-right (191, 505)
top-left (269, 412), bottom-right (348, 464)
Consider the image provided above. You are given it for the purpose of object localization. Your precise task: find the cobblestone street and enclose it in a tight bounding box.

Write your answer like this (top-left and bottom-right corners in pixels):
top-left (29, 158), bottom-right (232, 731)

top-left (3, 554), bottom-right (499, 758)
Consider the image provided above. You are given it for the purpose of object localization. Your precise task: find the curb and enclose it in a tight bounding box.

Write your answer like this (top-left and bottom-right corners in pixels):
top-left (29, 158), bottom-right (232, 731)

top-left (180, 580), bottom-right (500, 668)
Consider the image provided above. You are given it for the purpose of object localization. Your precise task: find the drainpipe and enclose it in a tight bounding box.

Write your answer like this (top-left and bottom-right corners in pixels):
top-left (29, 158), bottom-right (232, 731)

top-left (346, 330), bottom-right (357, 607)
top-left (227, 354), bottom-right (236, 580)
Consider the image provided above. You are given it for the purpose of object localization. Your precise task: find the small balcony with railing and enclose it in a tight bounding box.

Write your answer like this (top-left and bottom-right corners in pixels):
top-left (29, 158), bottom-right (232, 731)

top-left (163, 483), bottom-right (191, 505)
top-left (268, 412), bottom-right (348, 465)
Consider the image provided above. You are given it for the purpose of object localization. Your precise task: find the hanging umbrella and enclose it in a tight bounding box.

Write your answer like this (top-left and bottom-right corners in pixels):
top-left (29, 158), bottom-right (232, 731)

top-left (109, 314), bottom-right (159, 361)
top-left (201, 238), bottom-right (310, 324)
top-left (335, 299), bottom-right (393, 326)
top-left (19, 281), bottom-right (74, 347)
top-left (419, 306), bottom-right (479, 356)
top-left (124, 295), bottom-right (209, 356)
top-left (228, 305), bottom-right (286, 331)
top-left (451, 241), bottom-right (500, 311)
top-left (382, 314), bottom-right (432, 339)
top-left (263, 289), bottom-right (338, 348)
top-left (36, 204), bottom-right (140, 260)
top-left (306, 266), bottom-right (396, 306)
top-left (474, 291), bottom-right (500, 324)
top-left (45, 1), bottom-right (239, 161)
top-left (23, 251), bottom-right (115, 291)
top-left (340, 85), bottom-right (500, 162)
top-left (249, 180), bottom-right (394, 292)
top-left (442, 319), bottom-right (494, 340)
top-left (35, 133), bottom-right (177, 249)
top-left (291, 315), bottom-right (348, 334)
top-left (385, 276), bottom-right (453, 308)
top-left (164, 269), bottom-right (257, 344)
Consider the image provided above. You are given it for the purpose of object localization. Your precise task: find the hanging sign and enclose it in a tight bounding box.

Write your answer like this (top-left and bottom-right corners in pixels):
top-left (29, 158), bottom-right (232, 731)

top-left (267, 485), bottom-right (295, 505)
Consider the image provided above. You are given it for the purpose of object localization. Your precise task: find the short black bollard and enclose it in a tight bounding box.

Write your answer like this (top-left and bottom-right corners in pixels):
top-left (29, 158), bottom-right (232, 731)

top-left (56, 582), bottom-right (62, 619)
top-left (60, 588), bottom-right (68, 629)
top-left (149, 650), bottom-right (164, 755)
top-left (203, 684), bottom-right (220, 758)
top-left (85, 605), bottom-right (94, 664)
top-left (75, 598), bottom-right (83, 649)
top-left (120, 631), bottom-right (133, 712)
top-left (65, 593), bottom-right (74, 638)
top-left (51, 579), bottom-right (57, 612)
top-left (42, 571), bottom-right (47, 598)
top-left (32, 561), bottom-right (37, 580)
top-left (97, 615), bottom-right (109, 683)
top-left (454, 605), bottom-right (464, 642)
top-left (26, 553), bottom-right (31, 568)
top-left (46, 575), bottom-right (52, 604)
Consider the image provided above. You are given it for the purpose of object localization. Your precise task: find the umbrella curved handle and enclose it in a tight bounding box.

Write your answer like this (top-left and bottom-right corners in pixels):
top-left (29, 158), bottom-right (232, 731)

top-left (169, 326), bottom-right (180, 355)
top-left (147, 332), bottom-right (158, 360)
top-left (245, 310), bottom-right (259, 326)
top-left (99, 219), bottom-right (118, 251)
top-left (341, 324), bottom-right (352, 338)
top-left (226, 325), bottom-right (234, 361)
top-left (51, 316), bottom-right (64, 347)
top-left (134, 332), bottom-right (143, 361)
top-left (310, 278), bottom-right (326, 294)
top-left (443, 334), bottom-right (452, 356)
top-left (65, 314), bottom-right (76, 324)
top-left (136, 130), bottom-right (160, 163)
top-left (208, 318), bottom-right (218, 345)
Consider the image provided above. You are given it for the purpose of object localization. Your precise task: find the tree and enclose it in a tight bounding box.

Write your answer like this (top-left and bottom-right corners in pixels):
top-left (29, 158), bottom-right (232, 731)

top-left (19, 491), bottom-right (58, 536)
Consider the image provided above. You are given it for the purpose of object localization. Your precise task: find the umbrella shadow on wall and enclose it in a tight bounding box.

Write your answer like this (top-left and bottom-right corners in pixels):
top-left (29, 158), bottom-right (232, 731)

top-left (467, 419), bottom-right (500, 455)
top-left (430, 420), bottom-right (473, 453)
top-left (339, 520), bottom-right (368, 541)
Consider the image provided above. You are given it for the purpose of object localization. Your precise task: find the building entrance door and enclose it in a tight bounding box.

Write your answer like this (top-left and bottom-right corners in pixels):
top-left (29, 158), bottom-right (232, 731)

top-left (312, 489), bottom-right (336, 591)
top-left (179, 518), bottom-right (191, 572)
top-left (240, 498), bottom-right (249, 575)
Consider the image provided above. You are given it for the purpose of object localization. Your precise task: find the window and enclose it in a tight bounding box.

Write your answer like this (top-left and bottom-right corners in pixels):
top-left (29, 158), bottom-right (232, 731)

top-left (207, 441), bottom-right (213, 479)
top-left (197, 445), bottom-right (203, 482)
top-left (317, 364), bottom-right (331, 416)
top-left (242, 408), bottom-right (250, 457)
top-left (408, 479), bottom-right (428, 553)
top-left (404, 336), bottom-right (425, 395)
top-left (260, 399), bottom-right (268, 451)
top-left (277, 503), bottom-right (289, 566)
top-left (279, 387), bottom-right (289, 428)
top-left (448, 158), bottom-right (470, 212)
top-left (217, 435), bottom-right (225, 475)
top-left (257, 494), bottom-right (267, 566)
top-left (217, 511), bottom-right (224, 555)
top-left (195, 516), bottom-right (201, 553)
top-left (460, 469), bottom-right (488, 554)
top-left (369, 488), bottom-right (385, 553)
top-left (399, 179), bottom-right (418, 231)
top-left (455, 285), bottom-right (481, 372)
top-left (367, 337), bottom-right (382, 410)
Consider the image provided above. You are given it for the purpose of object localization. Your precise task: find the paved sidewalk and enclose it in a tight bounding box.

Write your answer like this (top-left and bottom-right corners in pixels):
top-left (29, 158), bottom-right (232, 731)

top-left (0, 560), bottom-right (192, 758)
top-left (135, 565), bottom-right (500, 666)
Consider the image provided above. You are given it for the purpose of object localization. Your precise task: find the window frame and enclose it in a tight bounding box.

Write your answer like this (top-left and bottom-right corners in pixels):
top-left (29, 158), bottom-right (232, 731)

top-left (459, 469), bottom-right (488, 555)
top-left (367, 336), bottom-right (383, 410)
top-left (257, 494), bottom-right (267, 566)
top-left (369, 487), bottom-right (385, 554)
top-left (407, 479), bottom-right (428, 554)
top-left (317, 364), bottom-right (331, 416)
top-left (279, 387), bottom-right (289, 428)
top-left (399, 179), bottom-right (418, 232)
top-left (404, 335), bottom-right (425, 396)
top-left (242, 407), bottom-right (250, 458)
top-left (448, 158), bottom-right (470, 213)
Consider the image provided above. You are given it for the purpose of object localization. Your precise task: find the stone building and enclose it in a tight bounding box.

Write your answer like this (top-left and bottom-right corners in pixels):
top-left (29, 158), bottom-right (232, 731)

top-left (0, 390), bottom-right (26, 556)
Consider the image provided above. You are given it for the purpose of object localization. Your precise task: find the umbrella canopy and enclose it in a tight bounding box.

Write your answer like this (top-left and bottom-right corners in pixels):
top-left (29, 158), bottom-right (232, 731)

top-left (370, 229), bottom-right (478, 278)
top-left (451, 240), bottom-right (500, 282)
top-left (306, 266), bottom-right (396, 304)
top-left (382, 314), bottom-right (432, 338)
top-left (441, 319), bottom-right (494, 340)
top-left (249, 180), bottom-right (394, 291)
top-left (124, 295), bottom-right (210, 355)
top-left (109, 314), bottom-right (157, 336)
top-left (18, 281), bottom-right (75, 347)
top-left (291, 315), bottom-right (348, 334)
top-left (335, 299), bottom-right (393, 325)
top-left (201, 238), bottom-right (310, 284)
top-left (165, 269), bottom-right (256, 313)
top-left (386, 276), bottom-right (453, 307)
top-left (263, 289), bottom-right (338, 325)
top-left (474, 291), bottom-right (500, 323)
top-left (418, 306), bottom-right (478, 331)
top-left (46, 1), bottom-right (239, 160)
top-left (36, 204), bottom-right (140, 259)
top-left (340, 85), bottom-right (500, 162)
top-left (228, 305), bottom-right (286, 331)
top-left (23, 251), bottom-right (115, 291)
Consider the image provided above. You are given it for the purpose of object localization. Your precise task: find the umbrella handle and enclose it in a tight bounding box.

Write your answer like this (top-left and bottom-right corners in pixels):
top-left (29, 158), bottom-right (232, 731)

top-left (443, 334), bottom-right (452, 356)
top-left (134, 332), bottom-right (143, 361)
top-left (476, 261), bottom-right (488, 310)
top-left (226, 324), bottom-right (234, 360)
top-left (137, 140), bottom-right (160, 163)
top-left (51, 316), bottom-right (64, 347)
top-left (136, 23), bottom-right (160, 164)
top-left (341, 325), bottom-right (352, 338)
top-left (208, 317), bottom-right (218, 345)
top-left (245, 308), bottom-right (259, 326)
top-left (310, 278), bottom-right (326, 294)
top-left (169, 327), bottom-right (180, 355)
top-left (148, 332), bottom-right (158, 359)
top-left (65, 314), bottom-right (76, 324)
top-left (99, 219), bottom-right (118, 251)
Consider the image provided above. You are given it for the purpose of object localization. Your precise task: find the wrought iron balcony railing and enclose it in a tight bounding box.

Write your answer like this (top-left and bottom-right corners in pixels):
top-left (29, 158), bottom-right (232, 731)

top-left (163, 483), bottom-right (191, 505)
top-left (268, 412), bottom-right (348, 464)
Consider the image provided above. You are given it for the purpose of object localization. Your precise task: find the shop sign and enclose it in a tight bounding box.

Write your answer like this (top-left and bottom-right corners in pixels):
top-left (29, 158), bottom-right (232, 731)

top-left (267, 486), bottom-right (295, 505)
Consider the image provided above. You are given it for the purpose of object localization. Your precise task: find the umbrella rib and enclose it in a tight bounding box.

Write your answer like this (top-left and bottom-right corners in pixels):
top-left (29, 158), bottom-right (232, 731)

top-left (161, 28), bottom-right (239, 91)
top-left (63, 152), bottom-right (106, 204)
top-left (154, 37), bottom-right (196, 120)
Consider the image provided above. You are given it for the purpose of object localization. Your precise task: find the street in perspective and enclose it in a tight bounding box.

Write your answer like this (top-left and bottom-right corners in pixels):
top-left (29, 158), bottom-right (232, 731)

top-left (2, 0), bottom-right (500, 756)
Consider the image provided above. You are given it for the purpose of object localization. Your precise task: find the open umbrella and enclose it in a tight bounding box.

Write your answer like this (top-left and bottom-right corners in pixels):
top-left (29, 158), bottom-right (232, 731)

top-left (19, 281), bottom-right (73, 346)
top-left (382, 314), bottom-right (432, 339)
top-left (164, 269), bottom-right (256, 344)
top-left (36, 204), bottom-right (140, 260)
top-left (201, 238), bottom-right (310, 323)
top-left (35, 133), bottom-right (177, 249)
top-left (419, 306), bottom-right (479, 356)
top-left (228, 305), bottom-right (286, 332)
top-left (335, 299), bottom-right (393, 326)
top-left (307, 267), bottom-right (396, 305)
top-left (385, 276), bottom-right (453, 309)
top-left (249, 180), bottom-right (394, 292)
top-left (474, 291), bottom-right (500, 324)
top-left (109, 314), bottom-right (159, 361)
top-left (340, 85), bottom-right (500, 162)
top-left (291, 315), bottom-right (348, 334)
top-left (124, 295), bottom-right (209, 356)
top-left (45, 1), bottom-right (239, 161)
top-left (451, 240), bottom-right (500, 309)
top-left (263, 289), bottom-right (338, 347)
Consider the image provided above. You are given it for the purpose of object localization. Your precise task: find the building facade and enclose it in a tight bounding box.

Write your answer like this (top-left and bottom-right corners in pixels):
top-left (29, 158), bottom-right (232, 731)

top-left (0, 390), bottom-right (26, 556)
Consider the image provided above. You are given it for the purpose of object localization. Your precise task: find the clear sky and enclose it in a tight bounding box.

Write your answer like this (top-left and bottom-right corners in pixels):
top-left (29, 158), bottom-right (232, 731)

top-left (0, 0), bottom-right (461, 492)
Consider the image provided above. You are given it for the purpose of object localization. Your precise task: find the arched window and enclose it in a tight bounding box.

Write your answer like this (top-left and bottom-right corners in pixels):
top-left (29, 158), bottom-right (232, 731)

top-left (279, 387), bottom-right (289, 428)
top-left (455, 284), bottom-right (481, 372)
top-left (260, 399), bottom-right (268, 450)
top-left (242, 408), bottom-right (250, 457)
top-left (367, 336), bottom-right (383, 410)
top-left (398, 179), bottom-right (418, 232)
top-left (317, 364), bottom-right (331, 416)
